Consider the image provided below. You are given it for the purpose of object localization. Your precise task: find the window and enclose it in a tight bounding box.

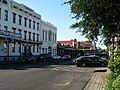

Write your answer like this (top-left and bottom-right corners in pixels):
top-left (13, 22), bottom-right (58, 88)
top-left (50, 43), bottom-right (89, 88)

top-left (37, 45), bottom-right (39, 52)
top-left (48, 31), bottom-right (51, 41)
top-left (33, 21), bottom-right (35, 29)
top-left (3, 42), bottom-right (7, 52)
top-left (33, 45), bottom-right (35, 52)
top-left (24, 17), bottom-right (27, 27)
top-left (29, 19), bottom-right (31, 28)
top-left (18, 29), bottom-right (22, 35)
top-left (53, 33), bottom-right (54, 42)
top-left (29, 32), bottom-right (31, 40)
top-left (4, 26), bottom-right (7, 31)
top-left (12, 43), bottom-right (15, 52)
top-left (2, 0), bottom-right (7, 4)
top-left (12, 27), bottom-right (16, 34)
top-left (37, 34), bottom-right (39, 42)
top-left (37, 23), bottom-right (39, 30)
top-left (45, 31), bottom-right (47, 41)
top-left (12, 12), bottom-right (16, 23)
top-left (18, 43), bottom-right (21, 52)
top-left (55, 34), bottom-right (56, 42)
top-left (18, 15), bottom-right (22, 25)
top-left (4, 10), bottom-right (8, 21)
top-left (43, 30), bottom-right (44, 40)
top-left (33, 33), bottom-right (35, 41)
top-left (0, 8), bottom-right (1, 19)
top-left (24, 31), bottom-right (27, 40)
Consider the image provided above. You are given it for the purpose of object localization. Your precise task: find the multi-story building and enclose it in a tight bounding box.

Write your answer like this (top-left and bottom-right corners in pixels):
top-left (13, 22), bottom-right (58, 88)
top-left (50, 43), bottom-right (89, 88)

top-left (0, 0), bottom-right (57, 61)
top-left (41, 20), bottom-right (57, 56)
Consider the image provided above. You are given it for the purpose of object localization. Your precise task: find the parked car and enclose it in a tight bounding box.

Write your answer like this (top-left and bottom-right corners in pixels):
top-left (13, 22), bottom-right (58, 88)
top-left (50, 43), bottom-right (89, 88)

top-left (36, 53), bottom-right (52, 62)
top-left (74, 55), bottom-right (108, 67)
top-left (52, 55), bottom-right (61, 60)
top-left (18, 52), bottom-right (35, 63)
top-left (61, 55), bottom-right (71, 60)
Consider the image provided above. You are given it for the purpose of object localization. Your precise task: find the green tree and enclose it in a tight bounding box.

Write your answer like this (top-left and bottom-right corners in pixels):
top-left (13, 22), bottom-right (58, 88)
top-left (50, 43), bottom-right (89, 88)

top-left (65, 0), bottom-right (120, 47)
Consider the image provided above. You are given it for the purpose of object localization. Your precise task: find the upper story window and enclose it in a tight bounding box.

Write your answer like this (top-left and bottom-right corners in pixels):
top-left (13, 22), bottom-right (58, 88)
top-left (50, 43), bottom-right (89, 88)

top-left (18, 15), bottom-right (22, 25)
top-left (12, 27), bottom-right (16, 33)
top-left (24, 31), bottom-right (27, 40)
top-left (12, 12), bottom-right (16, 23)
top-left (4, 10), bottom-right (8, 21)
top-left (37, 34), bottom-right (39, 42)
top-left (37, 23), bottom-right (39, 30)
top-left (55, 34), bottom-right (57, 42)
top-left (0, 8), bottom-right (1, 19)
top-left (43, 30), bottom-right (44, 40)
top-left (33, 21), bottom-right (35, 29)
top-left (29, 19), bottom-right (31, 28)
top-left (4, 26), bottom-right (7, 31)
top-left (48, 31), bottom-right (51, 41)
top-left (18, 29), bottom-right (22, 35)
top-left (24, 17), bottom-right (27, 27)
top-left (45, 31), bottom-right (47, 41)
top-left (33, 33), bottom-right (35, 41)
top-left (2, 0), bottom-right (7, 4)
top-left (28, 32), bottom-right (31, 40)
top-left (53, 33), bottom-right (54, 42)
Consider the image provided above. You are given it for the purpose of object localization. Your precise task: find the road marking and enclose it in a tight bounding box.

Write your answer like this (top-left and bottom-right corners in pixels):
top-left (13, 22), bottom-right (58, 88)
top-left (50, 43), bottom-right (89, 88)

top-left (54, 79), bottom-right (72, 86)
top-left (50, 68), bottom-right (59, 71)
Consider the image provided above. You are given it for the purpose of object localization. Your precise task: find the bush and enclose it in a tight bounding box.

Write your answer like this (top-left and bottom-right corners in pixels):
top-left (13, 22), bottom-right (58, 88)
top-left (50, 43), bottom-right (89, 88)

top-left (106, 72), bottom-right (118, 90)
top-left (112, 75), bottom-right (120, 90)
top-left (106, 45), bottom-right (120, 90)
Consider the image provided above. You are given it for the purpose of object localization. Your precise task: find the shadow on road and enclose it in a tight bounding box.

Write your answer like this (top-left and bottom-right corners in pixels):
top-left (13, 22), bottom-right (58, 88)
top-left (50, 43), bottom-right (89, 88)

top-left (0, 60), bottom-right (76, 70)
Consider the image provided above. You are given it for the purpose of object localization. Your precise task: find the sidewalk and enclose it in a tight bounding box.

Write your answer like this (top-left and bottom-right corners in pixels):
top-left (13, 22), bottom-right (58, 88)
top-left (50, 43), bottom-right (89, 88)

top-left (84, 68), bottom-right (108, 90)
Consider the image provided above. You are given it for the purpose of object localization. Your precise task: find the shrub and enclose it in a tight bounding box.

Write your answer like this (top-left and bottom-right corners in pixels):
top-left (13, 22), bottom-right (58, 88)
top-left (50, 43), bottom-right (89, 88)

top-left (106, 45), bottom-right (120, 90)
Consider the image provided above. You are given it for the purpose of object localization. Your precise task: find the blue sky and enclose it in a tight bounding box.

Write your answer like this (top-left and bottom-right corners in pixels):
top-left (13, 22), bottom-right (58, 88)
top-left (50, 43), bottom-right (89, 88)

top-left (14, 0), bottom-right (106, 49)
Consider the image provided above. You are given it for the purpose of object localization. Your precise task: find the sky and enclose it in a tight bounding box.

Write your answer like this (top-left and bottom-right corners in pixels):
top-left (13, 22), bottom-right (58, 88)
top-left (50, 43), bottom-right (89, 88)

top-left (14, 0), bottom-right (106, 49)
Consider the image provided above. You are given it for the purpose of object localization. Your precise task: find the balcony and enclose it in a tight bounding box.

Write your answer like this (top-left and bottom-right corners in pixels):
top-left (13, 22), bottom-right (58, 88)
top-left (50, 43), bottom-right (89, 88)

top-left (0, 29), bottom-right (22, 40)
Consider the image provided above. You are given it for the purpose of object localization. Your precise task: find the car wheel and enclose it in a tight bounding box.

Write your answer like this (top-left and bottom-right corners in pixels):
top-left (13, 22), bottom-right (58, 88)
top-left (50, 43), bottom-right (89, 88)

top-left (82, 63), bottom-right (86, 67)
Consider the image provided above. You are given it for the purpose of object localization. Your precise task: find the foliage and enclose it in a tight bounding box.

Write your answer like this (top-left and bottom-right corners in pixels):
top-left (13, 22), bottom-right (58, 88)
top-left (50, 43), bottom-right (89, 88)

top-left (65, 0), bottom-right (120, 44)
top-left (106, 46), bottom-right (120, 90)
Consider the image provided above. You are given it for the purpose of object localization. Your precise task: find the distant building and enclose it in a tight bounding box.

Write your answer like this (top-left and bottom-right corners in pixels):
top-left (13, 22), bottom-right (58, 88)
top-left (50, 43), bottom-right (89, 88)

top-left (57, 39), bottom-right (96, 56)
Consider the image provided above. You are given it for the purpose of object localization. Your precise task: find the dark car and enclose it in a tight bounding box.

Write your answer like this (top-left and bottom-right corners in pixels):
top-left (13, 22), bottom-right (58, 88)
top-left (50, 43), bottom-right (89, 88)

top-left (75, 55), bottom-right (108, 67)
top-left (36, 53), bottom-right (52, 62)
top-left (61, 55), bottom-right (71, 60)
top-left (18, 52), bottom-right (35, 63)
top-left (52, 55), bottom-right (61, 60)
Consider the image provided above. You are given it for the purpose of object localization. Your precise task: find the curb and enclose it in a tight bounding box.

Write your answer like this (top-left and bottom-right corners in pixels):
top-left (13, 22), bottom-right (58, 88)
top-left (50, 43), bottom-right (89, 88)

top-left (83, 68), bottom-right (107, 90)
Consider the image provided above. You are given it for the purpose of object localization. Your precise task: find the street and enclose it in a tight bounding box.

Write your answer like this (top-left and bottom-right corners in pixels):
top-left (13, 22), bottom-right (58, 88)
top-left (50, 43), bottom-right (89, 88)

top-left (0, 60), bottom-right (95, 90)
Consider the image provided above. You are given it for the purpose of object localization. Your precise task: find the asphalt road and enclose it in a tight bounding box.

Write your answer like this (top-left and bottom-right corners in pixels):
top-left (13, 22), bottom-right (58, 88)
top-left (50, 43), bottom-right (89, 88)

top-left (0, 60), bottom-right (95, 90)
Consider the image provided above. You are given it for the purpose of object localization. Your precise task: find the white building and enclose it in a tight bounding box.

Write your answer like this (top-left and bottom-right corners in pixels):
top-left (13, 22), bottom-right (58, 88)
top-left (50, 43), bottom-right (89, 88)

top-left (41, 20), bottom-right (57, 56)
top-left (0, 0), bottom-right (57, 61)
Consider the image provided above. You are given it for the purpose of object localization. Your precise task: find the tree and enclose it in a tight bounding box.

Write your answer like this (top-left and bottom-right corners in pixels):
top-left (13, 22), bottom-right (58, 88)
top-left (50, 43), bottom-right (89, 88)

top-left (65, 0), bottom-right (120, 48)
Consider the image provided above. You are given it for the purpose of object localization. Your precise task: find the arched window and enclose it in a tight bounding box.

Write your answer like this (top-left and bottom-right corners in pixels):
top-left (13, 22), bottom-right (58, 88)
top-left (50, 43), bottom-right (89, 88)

top-left (2, 0), bottom-right (7, 4)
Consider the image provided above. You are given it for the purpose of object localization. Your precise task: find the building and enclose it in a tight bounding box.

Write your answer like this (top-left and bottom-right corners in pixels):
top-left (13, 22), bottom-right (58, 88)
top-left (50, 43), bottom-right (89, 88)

top-left (41, 20), bottom-right (57, 56)
top-left (57, 39), bottom-right (77, 48)
top-left (57, 39), bottom-right (96, 56)
top-left (0, 0), bottom-right (57, 61)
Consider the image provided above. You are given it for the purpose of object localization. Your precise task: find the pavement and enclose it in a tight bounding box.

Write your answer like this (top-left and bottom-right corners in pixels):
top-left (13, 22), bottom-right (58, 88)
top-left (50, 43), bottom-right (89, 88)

top-left (84, 67), bottom-right (108, 90)
top-left (0, 60), bottom-right (108, 90)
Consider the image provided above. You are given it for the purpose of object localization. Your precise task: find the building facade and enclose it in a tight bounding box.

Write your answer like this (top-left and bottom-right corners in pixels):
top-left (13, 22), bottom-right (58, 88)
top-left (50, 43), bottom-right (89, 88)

top-left (0, 0), bottom-right (57, 61)
top-left (41, 20), bottom-right (57, 56)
